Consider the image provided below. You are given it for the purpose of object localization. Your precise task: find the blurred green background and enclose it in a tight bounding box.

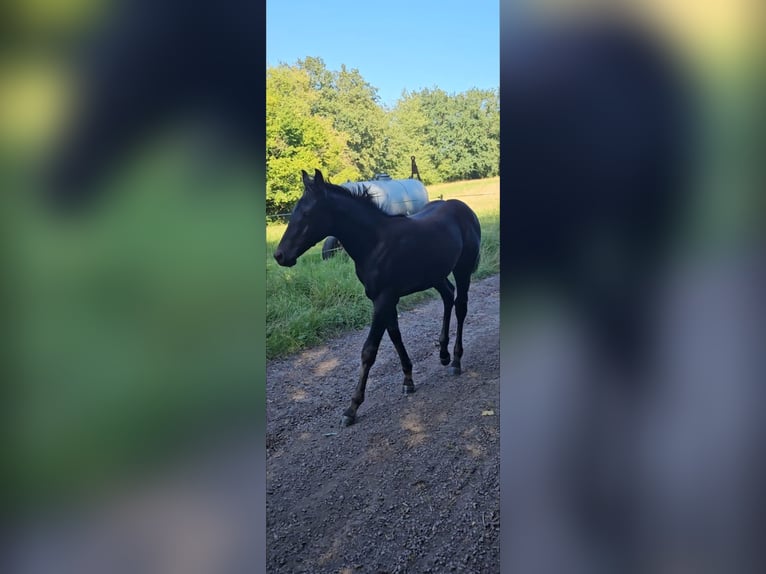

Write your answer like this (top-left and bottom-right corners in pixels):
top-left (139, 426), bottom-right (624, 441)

top-left (2, 0), bottom-right (265, 509)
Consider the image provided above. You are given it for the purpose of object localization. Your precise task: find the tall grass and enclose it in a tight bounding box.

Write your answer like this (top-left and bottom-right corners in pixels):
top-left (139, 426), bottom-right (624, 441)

top-left (266, 178), bottom-right (500, 359)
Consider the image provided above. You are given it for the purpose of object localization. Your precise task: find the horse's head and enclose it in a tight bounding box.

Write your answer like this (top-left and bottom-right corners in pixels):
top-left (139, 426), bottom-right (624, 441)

top-left (273, 169), bottom-right (334, 267)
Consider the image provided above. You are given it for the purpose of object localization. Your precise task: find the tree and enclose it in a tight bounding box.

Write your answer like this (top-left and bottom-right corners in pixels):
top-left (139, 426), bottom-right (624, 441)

top-left (266, 59), bottom-right (500, 213)
top-left (266, 64), bottom-right (358, 213)
top-left (297, 58), bottom-right (403, 179)
top-left (392, 87), bottom-right (499, 182)
top-left (389, 90), bottom-right (441, 184)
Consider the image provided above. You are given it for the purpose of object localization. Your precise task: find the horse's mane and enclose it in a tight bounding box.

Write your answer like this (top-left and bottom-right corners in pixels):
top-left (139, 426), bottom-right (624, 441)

top-left (319, 177), bottom-right (387, 213)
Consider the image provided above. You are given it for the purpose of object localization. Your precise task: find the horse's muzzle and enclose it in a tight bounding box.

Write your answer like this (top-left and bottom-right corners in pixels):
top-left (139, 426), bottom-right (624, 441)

top-left (273, 249), bottom-right (295, 267)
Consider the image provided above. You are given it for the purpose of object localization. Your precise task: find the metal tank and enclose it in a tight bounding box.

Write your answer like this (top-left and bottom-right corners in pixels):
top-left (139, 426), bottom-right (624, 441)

top-left (340, 175), bottom-right (429, 216)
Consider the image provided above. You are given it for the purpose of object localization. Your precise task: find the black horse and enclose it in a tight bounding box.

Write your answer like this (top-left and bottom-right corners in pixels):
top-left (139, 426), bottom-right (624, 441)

top-left (274, 169), bottom-right (481, 426)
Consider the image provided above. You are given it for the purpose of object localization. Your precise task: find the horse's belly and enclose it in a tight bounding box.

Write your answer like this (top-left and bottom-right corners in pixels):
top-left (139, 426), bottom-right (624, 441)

top-left (361, 226), bottom-right (465, 298)
top-left (397, 256), bottom-right (459, 294)
top-left (361, 256), bottom-right (454, 299)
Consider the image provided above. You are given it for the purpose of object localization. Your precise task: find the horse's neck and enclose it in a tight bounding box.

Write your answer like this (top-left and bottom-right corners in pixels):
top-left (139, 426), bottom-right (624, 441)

top-left (328, 192), bottom-right (387, 262)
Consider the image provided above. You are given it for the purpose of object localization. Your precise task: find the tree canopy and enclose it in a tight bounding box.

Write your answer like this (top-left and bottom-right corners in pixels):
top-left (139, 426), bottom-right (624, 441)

top-left (266, 58), bottom-right (499, 214)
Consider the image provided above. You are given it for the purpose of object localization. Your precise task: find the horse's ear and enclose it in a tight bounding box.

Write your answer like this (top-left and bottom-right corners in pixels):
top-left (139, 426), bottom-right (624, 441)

top-left (314, 169), bottom-right (325, 186)
top-left (301, 169), bottom-right (312, 188)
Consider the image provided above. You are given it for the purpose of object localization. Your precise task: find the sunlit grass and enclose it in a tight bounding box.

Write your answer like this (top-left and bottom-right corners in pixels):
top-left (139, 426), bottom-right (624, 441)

top-left (429, 176), bottom-right (500, 214)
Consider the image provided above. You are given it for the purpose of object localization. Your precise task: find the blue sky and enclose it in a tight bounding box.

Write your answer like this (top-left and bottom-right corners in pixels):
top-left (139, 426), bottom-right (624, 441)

top-left (267, 0), bottom-right (499, 108)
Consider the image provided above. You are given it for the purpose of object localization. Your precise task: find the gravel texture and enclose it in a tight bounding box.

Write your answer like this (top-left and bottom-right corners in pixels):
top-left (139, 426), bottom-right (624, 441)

top-left (266, 274), bottom-right (500, 573)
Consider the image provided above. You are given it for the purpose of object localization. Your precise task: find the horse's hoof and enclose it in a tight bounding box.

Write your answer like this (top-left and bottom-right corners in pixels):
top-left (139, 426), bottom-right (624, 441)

top-left (440, 356), bottom-right (451, 366)
top-left (402, 384), bottom-right (416, 394)
top-left (341, 414), bottom-right (356, 426)
top-left (450, 365), bottom-right (462, 375)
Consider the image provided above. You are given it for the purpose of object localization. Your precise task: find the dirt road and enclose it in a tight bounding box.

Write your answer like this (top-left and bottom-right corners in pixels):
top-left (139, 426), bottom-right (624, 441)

top-left (266, 274), bottom-right (500, 573)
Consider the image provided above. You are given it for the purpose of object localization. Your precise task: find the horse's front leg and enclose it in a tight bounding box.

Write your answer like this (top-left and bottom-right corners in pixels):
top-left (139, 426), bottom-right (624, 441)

top-left (385, 303), bottom-right (415, 394)
top-left (341, 297), bottom-right (392, 426)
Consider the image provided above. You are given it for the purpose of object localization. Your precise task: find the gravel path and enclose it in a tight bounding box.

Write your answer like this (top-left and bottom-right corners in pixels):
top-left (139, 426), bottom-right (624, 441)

top-left (266, 274), bottom-right (500, 573)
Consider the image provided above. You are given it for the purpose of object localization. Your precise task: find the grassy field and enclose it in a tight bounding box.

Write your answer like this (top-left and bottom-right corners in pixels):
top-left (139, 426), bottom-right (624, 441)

top-left (266, 177), bottom-right (500, 359)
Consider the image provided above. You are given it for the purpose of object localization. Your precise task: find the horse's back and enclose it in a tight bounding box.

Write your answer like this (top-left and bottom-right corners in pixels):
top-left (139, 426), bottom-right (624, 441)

top-left (408, 199), bottom-right (446, 220)
top-left (407, 199), bottom-right (481, 276)
top-left (448, 198), bottom-right (481, 232)
top-left (411, 199), bottom-right (479, 230)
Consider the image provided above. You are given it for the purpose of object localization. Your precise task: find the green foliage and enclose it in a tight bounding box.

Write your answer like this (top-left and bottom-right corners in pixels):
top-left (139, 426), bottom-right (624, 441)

top-left (298, 58), bottom-right (400, 180)
top-left (266, 58), bottom-right (500, 214)
top-left (392, 88), bottom-right (500, 182)
top-left (266, 64), bottom-right (359, 213)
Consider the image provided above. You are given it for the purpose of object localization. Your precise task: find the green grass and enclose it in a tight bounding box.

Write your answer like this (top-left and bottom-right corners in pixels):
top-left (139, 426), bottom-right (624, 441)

top-left (266, 178), bottom-right (500, 359)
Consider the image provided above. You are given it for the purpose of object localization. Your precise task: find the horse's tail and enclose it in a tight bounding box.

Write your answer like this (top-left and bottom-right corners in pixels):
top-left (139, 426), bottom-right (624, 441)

top-left (472, 250), bottom-right (481, 274)
top-left (471, 210), bottom-right (481, 273)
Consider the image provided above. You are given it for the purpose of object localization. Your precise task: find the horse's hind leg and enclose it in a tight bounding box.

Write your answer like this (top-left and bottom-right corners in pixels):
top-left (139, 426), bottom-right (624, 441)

top-left (450, 271), bottom-right (471, 375)
top-left (386, 305), bottom-right (415, 394)
top-left (342, 297), bottom-right (390, 426)
top-left (434, 279), bottom-right (455, 366)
